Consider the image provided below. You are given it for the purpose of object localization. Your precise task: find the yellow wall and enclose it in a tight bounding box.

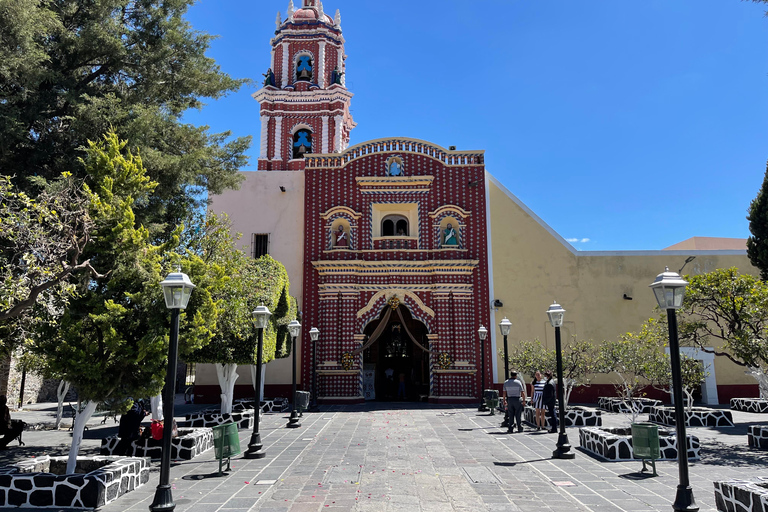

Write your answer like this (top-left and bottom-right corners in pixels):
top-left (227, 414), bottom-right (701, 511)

top-left (487, 174), bottom-right (757, 391)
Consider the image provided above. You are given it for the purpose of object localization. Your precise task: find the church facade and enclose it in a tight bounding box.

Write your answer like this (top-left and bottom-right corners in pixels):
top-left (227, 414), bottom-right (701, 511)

top-left (204, 0), bottom-right (758, 405)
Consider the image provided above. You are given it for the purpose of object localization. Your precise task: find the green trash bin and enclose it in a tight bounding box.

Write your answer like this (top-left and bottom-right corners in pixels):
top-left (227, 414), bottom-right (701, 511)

top-left (483, 389), bottom-right (499, 416)
top-left (212, 422), bottom-right (241, 475)
top-left (631, 422), bottom-right (660, 476)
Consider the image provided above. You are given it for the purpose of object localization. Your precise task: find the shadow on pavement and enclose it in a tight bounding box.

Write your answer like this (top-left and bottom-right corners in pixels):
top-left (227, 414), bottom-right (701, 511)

top-left (698, 440), bottom-right (768, 466)
top-left (619, 472), bottom-right (657, 481)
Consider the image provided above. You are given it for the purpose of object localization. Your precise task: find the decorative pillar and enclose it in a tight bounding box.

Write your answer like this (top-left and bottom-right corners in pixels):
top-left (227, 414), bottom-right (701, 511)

top-left (274, 116), bottom-right (283, 161)
top-left (333, 115), bottom-right (343, 153)
top-left (259, 115), bottom-right (268, 159)
top-left (337, 49), bottom-right (345, 86)
top-left (318, 41), bottom-right (326, 88)
top-left (321, 116), bottom-right (329, 153)
top-left (281, 42), bottom-right (290, 87)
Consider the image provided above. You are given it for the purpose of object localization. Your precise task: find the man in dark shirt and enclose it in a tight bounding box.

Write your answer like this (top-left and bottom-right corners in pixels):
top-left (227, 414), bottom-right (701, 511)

top-left (502, 371), bottom-right (526, 433)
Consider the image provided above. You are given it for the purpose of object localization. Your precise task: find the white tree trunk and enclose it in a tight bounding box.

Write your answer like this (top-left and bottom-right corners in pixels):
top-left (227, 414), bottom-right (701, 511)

top-left (747, 366), bottom-right (768, 399)
top-left (66, 400), bottom-right (97, 474)
top-left (216, 363), bottom-right (239, 415)
top-left (683, 387), bottom-right (695, 413)
top-left (53, 381), bottom-right (70, 430)
top-left (150, 395), bottom-right (163, 421)
top-left (563, 378), bottom-right (576, 408)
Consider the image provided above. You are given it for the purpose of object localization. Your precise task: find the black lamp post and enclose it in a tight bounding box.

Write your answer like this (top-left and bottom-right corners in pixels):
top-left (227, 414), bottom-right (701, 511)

top-left (477, 325), bottom-right (488, 412)
top-left (650, 267), bottom-right (698, 512)
top-left (546, 302), bottom-right (574, 460)
top-left (149, 271), bottom-right (195, 512)
top-left (498, 317), bottom-right (512, 426)
top-left (308, 327), bottom-right (320, 412)
top-left (244, 304), bottom-right (271, 459)
top-left (287, 320), bottom-right (301, 428)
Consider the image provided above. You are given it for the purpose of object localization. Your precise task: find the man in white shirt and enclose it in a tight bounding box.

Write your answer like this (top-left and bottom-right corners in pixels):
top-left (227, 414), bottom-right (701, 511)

top-left (503, 371), bottom-right (526, 433)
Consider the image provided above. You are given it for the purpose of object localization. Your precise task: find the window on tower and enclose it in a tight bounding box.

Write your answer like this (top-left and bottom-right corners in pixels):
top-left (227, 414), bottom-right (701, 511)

top-left (293, 129), bottom-right (312, 158)
top-left (382, 215), bottom-right (408, 237)
top-left (296, 55), bottom-right (313, 82)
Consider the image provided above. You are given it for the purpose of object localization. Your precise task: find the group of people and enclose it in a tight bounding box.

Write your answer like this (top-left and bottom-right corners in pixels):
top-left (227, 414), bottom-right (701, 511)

top-left (502, 370), bottom-right (558, 434)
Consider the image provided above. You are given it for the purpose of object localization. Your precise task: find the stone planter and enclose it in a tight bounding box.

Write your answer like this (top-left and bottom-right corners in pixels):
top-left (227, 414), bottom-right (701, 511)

top-left (578, 426), bottom-right (700, 461)
top-left (748, 425), bottom-right (768, 450)
top-left (731, 398), bottom-right (768, 413)
top-left (714, 477), bottom-right (768, 512)
top-left (234, 397), bottom-right (289, 413)
top-left (597, 397), bottom-right (661, 414)
top-left (178, 409), bottom-right (255, 429)
top-left (0, 455), bottom-right (149, 509)
top-left (649, 406), bottom-right (734, 427)
top-left (524, 405), bottom-right (602, 427)
top-left (100, 428), bottom-right (214, 460)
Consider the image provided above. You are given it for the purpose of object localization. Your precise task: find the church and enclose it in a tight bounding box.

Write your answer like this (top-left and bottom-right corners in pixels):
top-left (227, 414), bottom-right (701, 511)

top-left (202, 0), bottom-right (756, 406)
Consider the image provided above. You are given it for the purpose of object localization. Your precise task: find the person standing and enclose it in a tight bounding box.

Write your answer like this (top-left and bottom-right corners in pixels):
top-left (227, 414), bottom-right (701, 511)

top-left (115, 399), bottom-right (148, 455)
top-left (530, 371), bottom-right (547, 431)
top-left (502, 371), bottom-right (526, 433)
top-left (0, 396), bottom-right (23, 449)
top-left (542, 371), bottom-right (558, 433)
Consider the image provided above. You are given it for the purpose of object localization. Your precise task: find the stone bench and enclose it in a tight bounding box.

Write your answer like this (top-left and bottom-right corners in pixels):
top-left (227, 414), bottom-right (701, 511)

top-left (523, 405), bottom-right (602, 427)
top-left (714, 477), bottom-right (768, 512)
top-left (578, 426), bottom-right (700, 461)
top-left (100, 427), bottom-right (214, 460)
top-left (731, 398), bottom-right (768, 413)
top-left (178, 409), bottom-right (255, 429)
top-left (649, 406), bottom-right (734, 427)
top-left (597, 397), bottom-right (661, 414)
top-left (0, 455), bottom-right (149, 509)
top-left (748, 425), bottom-right (768, 450)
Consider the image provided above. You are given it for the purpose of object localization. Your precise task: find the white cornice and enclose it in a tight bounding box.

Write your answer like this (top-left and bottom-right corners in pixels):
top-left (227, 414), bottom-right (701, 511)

top-left (253, 86), bottom-right (354, 105)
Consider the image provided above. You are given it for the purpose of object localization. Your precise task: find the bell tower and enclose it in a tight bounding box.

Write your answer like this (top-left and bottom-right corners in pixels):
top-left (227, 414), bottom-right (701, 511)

top-left (253, 0), bottom-right (356, 171)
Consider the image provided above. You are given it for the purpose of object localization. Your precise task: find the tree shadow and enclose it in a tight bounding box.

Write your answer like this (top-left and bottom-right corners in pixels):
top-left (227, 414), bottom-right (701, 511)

top-left (697, 440), bottom-right (768, 467)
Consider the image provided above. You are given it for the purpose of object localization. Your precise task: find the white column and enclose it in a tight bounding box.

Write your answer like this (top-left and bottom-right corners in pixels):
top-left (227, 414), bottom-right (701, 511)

top-left (281, 42), bottom-right (290, 87)
top-left (259, 114), bottom-right (269, 159)
top-left (337, 49), bottom-right (345, 86)
top-left (318, 41), bottom-right (326, 88)
top-left (333, 115), bottom-right (343, 153)
top-left (271, 48), bottom-right (275, 72)
top-left (321, 116), bottom-right (329, 153)
top-left (274, 116), bottom-right (283, 161)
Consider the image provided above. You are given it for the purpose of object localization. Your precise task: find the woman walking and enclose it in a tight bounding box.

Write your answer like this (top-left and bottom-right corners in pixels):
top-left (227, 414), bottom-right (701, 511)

top-left (530, 371), bottom-right (547, 431)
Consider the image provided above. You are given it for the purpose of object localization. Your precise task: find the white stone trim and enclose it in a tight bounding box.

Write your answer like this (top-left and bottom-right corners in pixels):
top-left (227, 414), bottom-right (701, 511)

top-left (322, 116), bottom-right (329, 153)
top-left (318, 41), bottom-right (326, 88)
top-left (333, 115), bottom-right (343, 153)
top-left (274, 116), bottom-right (283, 160)
top-left (259, 115), bottom-right (268, 159)
top-left (281, 42), bottom-right (289, 87)
top-left (485, 170), bottom-right (499, 384)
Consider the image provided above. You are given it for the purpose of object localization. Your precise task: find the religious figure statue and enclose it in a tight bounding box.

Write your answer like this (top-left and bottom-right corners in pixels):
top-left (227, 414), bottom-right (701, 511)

top-left (331, 67), bottom-right (344, 85)
top-left (335, 225), bottom-right (348, 247)
top-left (263, 68), bottom-right (275, 87)
top-left (443, 223), bottom-right (458, 246)
top-left (387, 160), bottom-right (403, 176)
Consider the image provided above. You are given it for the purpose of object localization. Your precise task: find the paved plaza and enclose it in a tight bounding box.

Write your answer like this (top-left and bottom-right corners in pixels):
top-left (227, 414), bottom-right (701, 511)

top-left (1, 401), bottom-right (766, 512)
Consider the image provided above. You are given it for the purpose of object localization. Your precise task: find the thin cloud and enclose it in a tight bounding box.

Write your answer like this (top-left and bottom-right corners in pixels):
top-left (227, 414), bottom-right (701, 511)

top-left (566, 237), bottom-right (591, 244)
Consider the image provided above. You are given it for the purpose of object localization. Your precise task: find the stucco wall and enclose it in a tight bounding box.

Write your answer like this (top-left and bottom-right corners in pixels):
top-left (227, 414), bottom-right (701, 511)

top-left (208, 170), bottom-right (306, 387)
top-left (487, 174), bottom-right (758, 401)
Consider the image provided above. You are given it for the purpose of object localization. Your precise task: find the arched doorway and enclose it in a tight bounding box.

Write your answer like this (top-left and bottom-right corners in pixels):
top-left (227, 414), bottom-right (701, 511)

top-left (362, 305), bottom-right (429, 401)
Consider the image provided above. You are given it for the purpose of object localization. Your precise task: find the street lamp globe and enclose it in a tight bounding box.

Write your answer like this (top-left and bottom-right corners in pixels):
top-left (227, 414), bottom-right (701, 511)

top-left (546, 302), bottom-right (565, 328)
top-left (309, 327), bottom-right (320, 341)
top-left (252, 304), bottom-right (272, 329)
top-left (478, 325), bottom-right (488, 341)
top-left (650, 267), bottom-right (688, 310)
top-left (498, 317), bottom-right (512, 336)
top-left (159, 271), bottom-right (196, 309)
top-left (287, 319), bottom-right (302, 338)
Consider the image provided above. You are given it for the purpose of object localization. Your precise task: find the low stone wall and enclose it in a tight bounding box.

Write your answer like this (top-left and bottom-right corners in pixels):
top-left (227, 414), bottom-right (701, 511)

top-left (0, 455), bottom-right (149, 509)
top-left (100, 428), bottom-right (214, 460)
top-left (179, 409), bottom-right (254, 429)
top-left (649, 406), bottom-right (734, 427)
top-left (578, 426), bottom-right (700, 461)
top-left (748, 426), bottom-right (768, 450)
top-left (523, 406), bottom-right (602, 427)
top-left (597, 397), bottom-right (661, 414)
top-left (234, 398), bottom-right (289, 413)
top-left (714, 477), bottom-right (768, 512)
top-left (731, 398), bottom-right (768, 413)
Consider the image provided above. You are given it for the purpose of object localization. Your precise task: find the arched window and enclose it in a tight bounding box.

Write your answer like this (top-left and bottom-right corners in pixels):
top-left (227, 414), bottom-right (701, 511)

top-left (293, 129), bottom-right (312, 158)
top-left (382, 215), bottom-right (408, 237)
top-left (296, 55), bottom-right (313, 82)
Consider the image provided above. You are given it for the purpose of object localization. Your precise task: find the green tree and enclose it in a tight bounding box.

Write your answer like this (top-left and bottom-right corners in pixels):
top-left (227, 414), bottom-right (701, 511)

top-left (32, 132), bottom-right (220, 473)
top-left (0, 0), bottom-right (251, 236)
top-left (679, 268), bottom-right (768, 398)
top-left (183, 213), bottom-right (294, 413)
top-left (747, 161), bottom-right (768, 279)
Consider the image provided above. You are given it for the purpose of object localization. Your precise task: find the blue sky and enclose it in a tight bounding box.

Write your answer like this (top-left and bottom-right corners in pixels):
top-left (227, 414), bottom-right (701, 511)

top-left (183, 1), bottom-right (768, 251)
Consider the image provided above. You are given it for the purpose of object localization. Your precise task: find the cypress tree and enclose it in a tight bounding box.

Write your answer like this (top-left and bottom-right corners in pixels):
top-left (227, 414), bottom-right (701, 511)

top-left (747, 161), bottom-right (768, 280)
